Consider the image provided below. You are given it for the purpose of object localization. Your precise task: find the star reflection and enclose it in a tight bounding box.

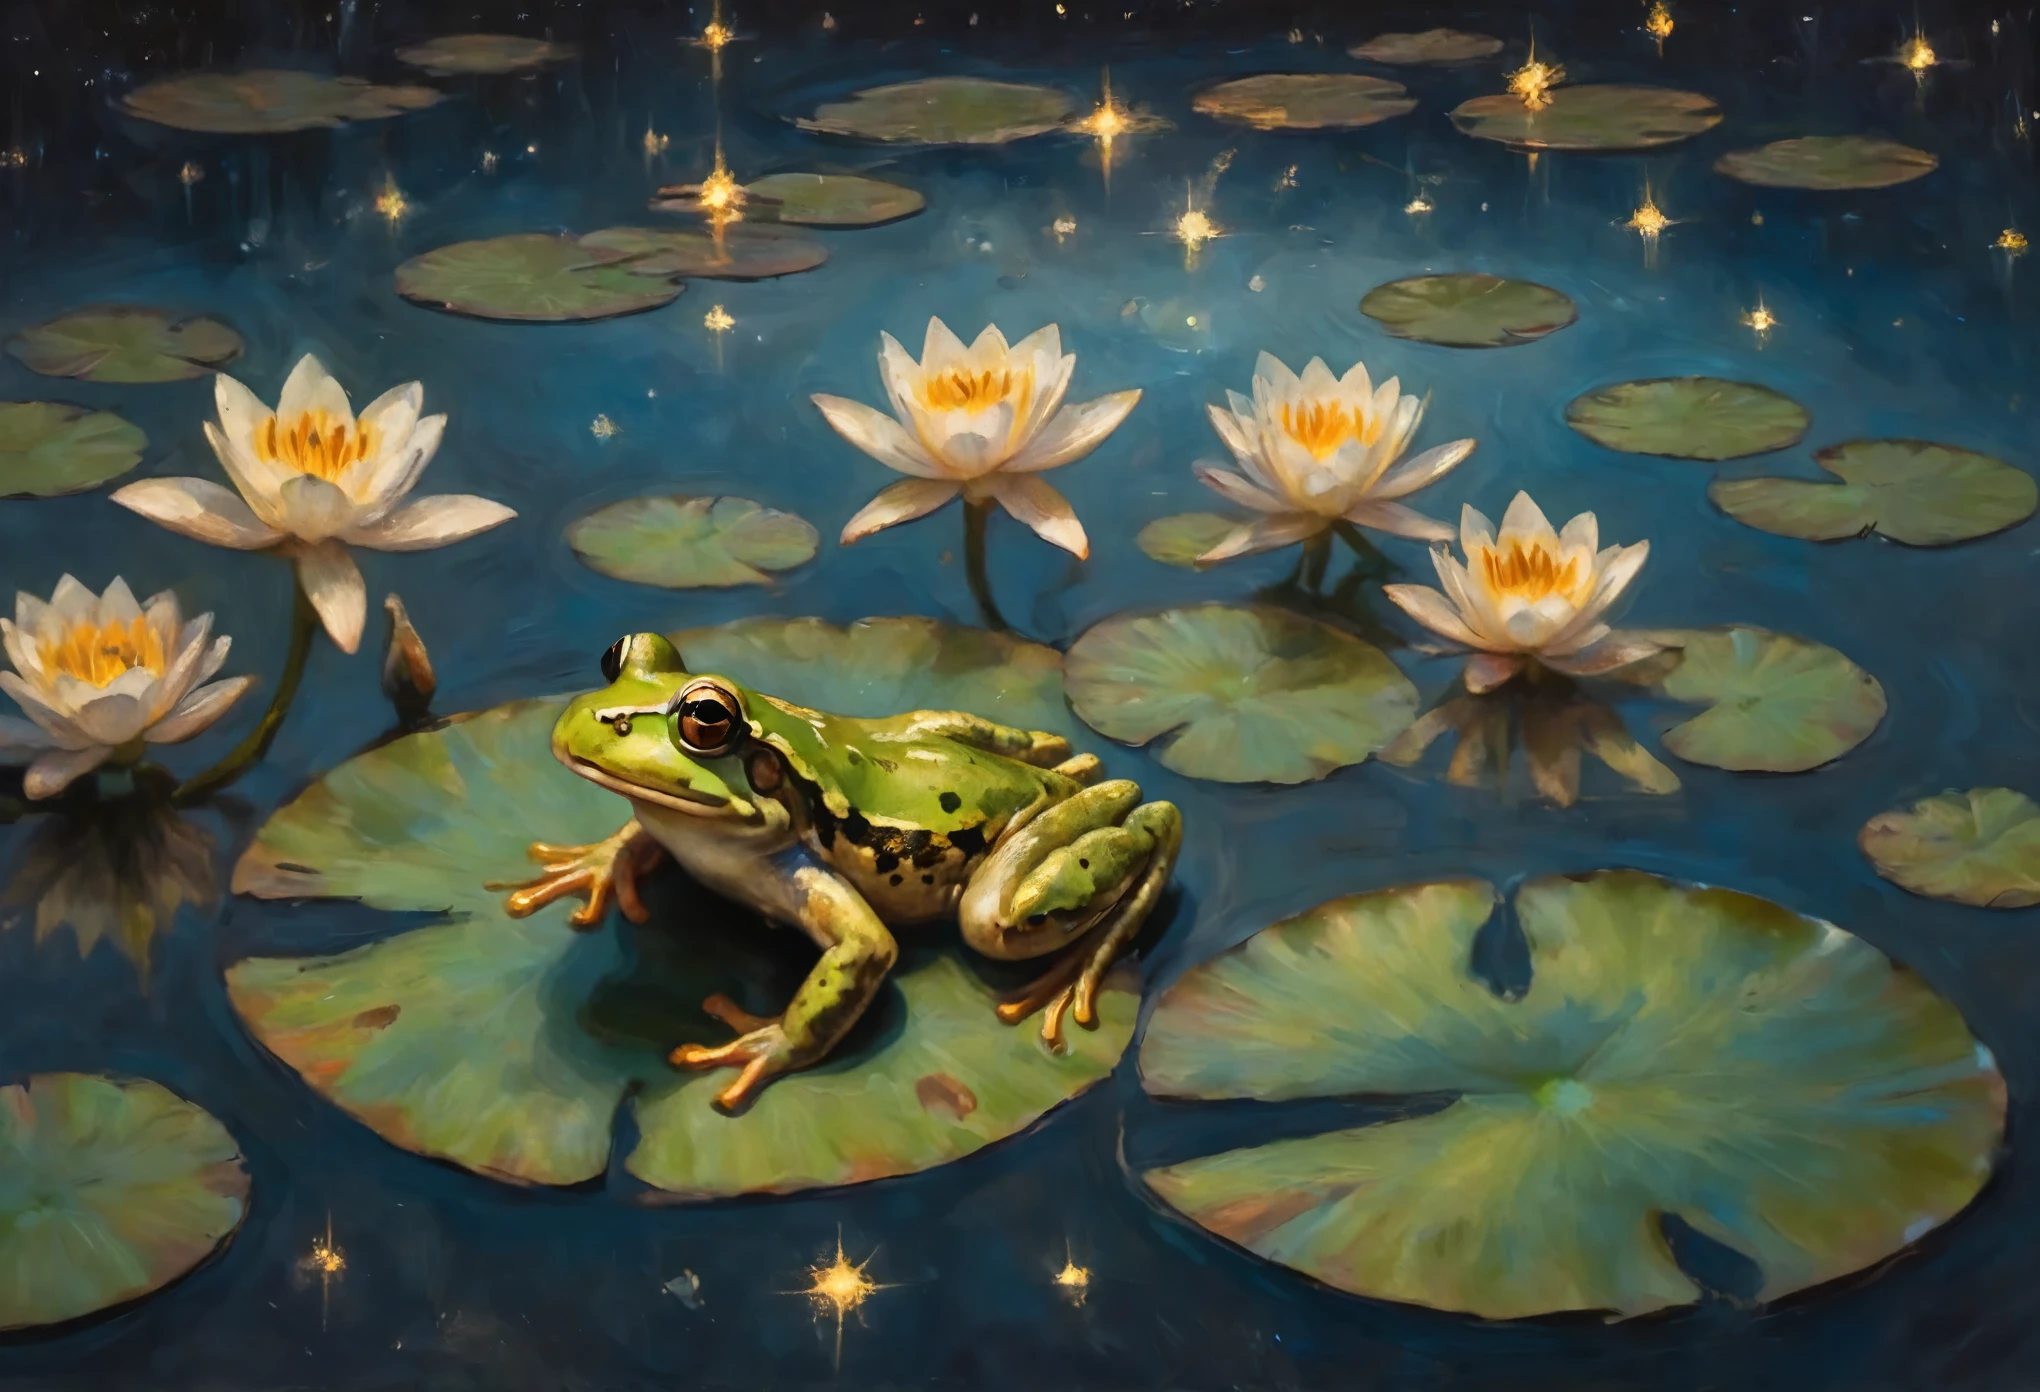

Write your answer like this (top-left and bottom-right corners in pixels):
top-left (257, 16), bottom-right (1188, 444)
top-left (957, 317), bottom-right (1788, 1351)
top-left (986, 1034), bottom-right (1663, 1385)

top-left (794, 1229), bottom-right (887, 1370)
top-left (1741, 295), bottom-right (1778, 341)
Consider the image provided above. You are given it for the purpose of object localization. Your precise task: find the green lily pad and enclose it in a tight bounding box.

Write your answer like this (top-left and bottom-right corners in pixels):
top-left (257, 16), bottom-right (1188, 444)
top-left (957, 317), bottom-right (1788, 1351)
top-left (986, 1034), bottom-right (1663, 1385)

top-left (1192, 74), bottom-right (1416, 131)
top-left (6, 306), bottom-right (243, 383)
top-left (119, 69), bottom-right (442, 134)
top-left (0, 402), bottom-right (147, 498)
top-left (672, 615), bottom-right (1071, 734)
top-left (1063, 604), bottom-right (1417, 785)
top-left (395, 34), bottom-right (577, 77)
top-left (1449, 85), bottom-right (1722, 151)
top-left (0, 1072), bottom-right (249, 1331)
top-left (1358, 273), bottom-right (1577, 349)
top-left (1710, 439), bottom-right (2037, 547)
top-left (1859, 788), bottom-right (2040, 909)
top-left (795, 78), bottom-right (1074, 144)
top-left (576, 226), bottom-right (828, 280)
top-left (566, 494), bottom-right (818, 588)
top-left (394, 233), bottom-right (684, 322)
top-left (1349, 29), bottom-right (1504, 64)
top-left (1646, 626), bottom-right (1885, 772)
top-left (1565, 377), bottom-right (1810, 461)
top-left (653, 173), bottom-right (925, 227)
top-left (1139, 871), bottom-right (2004, 1320)
top-left (1715, 136), bottom-right (1938, 190)
top-left (1136, 513), bottom-right (1239, 569)
top-left (228, 683), bottom-right (1130, 1195)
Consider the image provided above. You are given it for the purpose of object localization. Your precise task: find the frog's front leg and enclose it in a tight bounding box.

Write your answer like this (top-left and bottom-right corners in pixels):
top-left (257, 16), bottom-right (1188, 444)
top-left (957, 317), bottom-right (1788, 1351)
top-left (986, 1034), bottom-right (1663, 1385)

top-left (496, 819), bottom-right (664, 928)
top-left (670, 862), bottom-right (897, 1111)
top-left (958, 781), bottom-right (1181, 1046)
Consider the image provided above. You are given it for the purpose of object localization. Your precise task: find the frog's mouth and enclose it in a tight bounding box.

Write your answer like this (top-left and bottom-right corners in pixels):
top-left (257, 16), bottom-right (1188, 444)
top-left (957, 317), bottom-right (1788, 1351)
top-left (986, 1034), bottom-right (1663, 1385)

top-left (549, 734), bottom-right (754, 820)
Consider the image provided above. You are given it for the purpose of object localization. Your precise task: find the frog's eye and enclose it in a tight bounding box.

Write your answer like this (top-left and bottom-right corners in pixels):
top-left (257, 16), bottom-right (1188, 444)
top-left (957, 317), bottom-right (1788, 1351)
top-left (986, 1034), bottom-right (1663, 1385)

top-left (672, 679), bottom-right (743, 757)
top-left (600, 636), bottom-right (628, 684)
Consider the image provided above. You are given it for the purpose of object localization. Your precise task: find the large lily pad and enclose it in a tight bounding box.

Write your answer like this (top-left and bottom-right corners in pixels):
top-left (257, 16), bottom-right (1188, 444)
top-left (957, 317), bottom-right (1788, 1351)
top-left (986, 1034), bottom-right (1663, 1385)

top-left (1566, 378), bottom-right (1810, 461)
top-left (6, 306), bottom-right (242, 383)
top-left (576, 226), bottom-right (828, 280)
top-left (654, 173), bottom-right (925, 227)
top-left (1349, 29), bottom-right (1503, 64)
top-left (395, 34), bottom-right (576, 77)
top-left (394, 234), bottom-right (683, 322)
top-left (1646, 626), bottom-right (1885, 772)
top-left (0, 1073), bottom-right (249, 1331)
top-left (1359, 273), bottom-right (1576, 349)
top-left (1449, 85), bottom-right (1722, 151)
top-left (1711, 439), bottom-right (2036, 547)
top-left (1192, 74), bottom-right (1416, 131)
top-left (1139, 872), bottom-right (2005, 1319)
top-left (0, 402), bottom-right (147, 498)
top-left (1859, 788), bottom-right (2040, 910)
top-left (1715, 136), bottom-right (1937, 190)
top-left (1063, 605), bottom-right (1416, 785)
top-left (566, 494), bottom-right (818, 589)
top-left (119, 70), bottom-right (442, 134)
top-left (795, 78), bottom-right (1074, 144)
top-left (1136, 512), bottom-right (1238, 569)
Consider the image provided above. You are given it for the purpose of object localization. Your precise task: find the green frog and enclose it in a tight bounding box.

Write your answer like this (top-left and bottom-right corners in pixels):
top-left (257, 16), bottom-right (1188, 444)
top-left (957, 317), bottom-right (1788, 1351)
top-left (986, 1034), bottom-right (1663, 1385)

top-left (503, 632), bottom-right (1181, 1112)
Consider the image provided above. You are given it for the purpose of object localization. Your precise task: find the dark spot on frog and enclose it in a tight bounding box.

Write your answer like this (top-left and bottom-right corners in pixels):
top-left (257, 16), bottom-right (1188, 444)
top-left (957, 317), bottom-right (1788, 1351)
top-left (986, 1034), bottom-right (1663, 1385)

top-left (353, 1004), bottom-right (401, 1030)
top-left (949, 824), bottom-right (987, 858)
top-left (876, 850), bottom-right (900, 874)
top-left (277, 862), bottom-right (319, 876)
top-left (846, 747), bottom-right (862, 764)
top-left (889, 873), bottom-right (903, 886)
top-left (921, 873), bottom-right (934, 884)
top-left (939, 791), bottom-right (962, 813)
top-left (915, 1072), bottom-right (978, 1121)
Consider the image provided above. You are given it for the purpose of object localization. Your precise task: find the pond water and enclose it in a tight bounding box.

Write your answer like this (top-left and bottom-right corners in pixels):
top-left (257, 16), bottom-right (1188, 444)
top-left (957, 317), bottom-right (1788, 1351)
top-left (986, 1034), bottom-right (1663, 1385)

top-left (2, 1), bottom-right (2037, 1387)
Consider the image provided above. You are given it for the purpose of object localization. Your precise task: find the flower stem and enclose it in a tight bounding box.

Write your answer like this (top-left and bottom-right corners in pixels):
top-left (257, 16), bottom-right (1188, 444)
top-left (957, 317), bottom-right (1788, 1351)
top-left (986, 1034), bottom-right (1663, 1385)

top-left (1299, 530), bottom-right (1333, 593)
top-left (174, 582), bottom-right (317, 806)
top-left (962, 498), bottom-right (1011, 633)
top-left (1331, 521), bottom-right (1391, 579)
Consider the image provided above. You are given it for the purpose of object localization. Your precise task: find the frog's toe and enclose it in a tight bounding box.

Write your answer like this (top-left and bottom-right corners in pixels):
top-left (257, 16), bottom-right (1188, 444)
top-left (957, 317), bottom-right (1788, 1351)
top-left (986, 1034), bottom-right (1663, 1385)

top-left (670, 1023), bottom-right (795, 1111)
top-left (493, 822), bottom-right (661, 928)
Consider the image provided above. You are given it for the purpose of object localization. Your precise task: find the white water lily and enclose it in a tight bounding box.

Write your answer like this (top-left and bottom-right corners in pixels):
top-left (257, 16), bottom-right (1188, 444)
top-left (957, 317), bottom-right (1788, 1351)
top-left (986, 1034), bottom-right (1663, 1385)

top-left (1383, 492), bottom-right (1663, 693)
top-left (1194, 352), bottom-right (1475, 562)
top-left (812, 317), bottom-right (1142, 558)
top-left (0, 576), bottom-right (255, 799)
top-left (111, 355), bottom-right (516, 653)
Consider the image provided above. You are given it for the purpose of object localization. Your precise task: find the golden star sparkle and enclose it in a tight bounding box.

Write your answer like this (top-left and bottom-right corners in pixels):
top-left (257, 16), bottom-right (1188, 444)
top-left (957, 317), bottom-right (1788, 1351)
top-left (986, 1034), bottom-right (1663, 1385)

top-left (298, 1214), bottom-right (346, 1331)
top-left (1645, 2), bottom-right (1673, 54)
top-left (590, 414), bottom-right (618, 439)
top-left (1742, 297), bottom-right (1778, 339)
top-left (1053, 1243), bottom-right (1091, 1304)
top-left (704, 305), bottom-right (734, 332)
top-left (798, 1230), bottom-right (885, 1370)
top-left (1506, 40), bottom-right (1565, 110)
top-left (1995, 228), bottom-right (2028, 255)
top-left (1898, 31), bottom-right (1936, 73)
top-left (1404, 193), bottom-right (1434, 216)
top-left (178, 160), bottom-right (203, 186)
top-left (373, 175), bottom-right (408, 224)
top-left (1175, 185), bottom-right (1219, 261)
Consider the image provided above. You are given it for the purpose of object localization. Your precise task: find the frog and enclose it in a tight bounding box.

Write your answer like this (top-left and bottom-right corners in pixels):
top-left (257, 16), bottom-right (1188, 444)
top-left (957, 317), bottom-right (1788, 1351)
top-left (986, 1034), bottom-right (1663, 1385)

top-left (501, 631), bottom-right (1181, 1112)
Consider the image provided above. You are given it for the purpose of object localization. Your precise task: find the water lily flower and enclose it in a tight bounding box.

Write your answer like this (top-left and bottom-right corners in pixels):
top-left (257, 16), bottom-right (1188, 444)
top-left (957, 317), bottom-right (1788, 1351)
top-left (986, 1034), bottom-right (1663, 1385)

top-left (111, 355), bottom-right (516, 653)
top-left (1193, 352), bottom-right (1475, 562)
top-left (0, 576), bottom-right (255, 799)
top-left (1383, 492), bottom-right (1663, 693)
top-left (812, 317), bottom-right (1142, 558)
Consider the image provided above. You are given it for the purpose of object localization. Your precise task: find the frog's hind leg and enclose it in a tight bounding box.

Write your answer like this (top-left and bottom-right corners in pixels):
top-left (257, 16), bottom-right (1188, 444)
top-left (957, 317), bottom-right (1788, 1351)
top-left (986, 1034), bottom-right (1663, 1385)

top-left (869, 710), bottom-right (1073, 768)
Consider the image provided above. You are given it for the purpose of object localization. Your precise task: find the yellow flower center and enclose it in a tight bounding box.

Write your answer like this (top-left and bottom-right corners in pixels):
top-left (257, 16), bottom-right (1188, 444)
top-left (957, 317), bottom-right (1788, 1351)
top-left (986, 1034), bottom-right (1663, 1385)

top-left (1280, 400), bottom-right (1380, 459)
top-left (922, 367), bottom-right (1029, 415)
top-left (255, 411), bottom-right (377, 483)
top-left (1479, 541), bottom-right (1589, 605)
top-left (42, 617), bottom-right (166, 688)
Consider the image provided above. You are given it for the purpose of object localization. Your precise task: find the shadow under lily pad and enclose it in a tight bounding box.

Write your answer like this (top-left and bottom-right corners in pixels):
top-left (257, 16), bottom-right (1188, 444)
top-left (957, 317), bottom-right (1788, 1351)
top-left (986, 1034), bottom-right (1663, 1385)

top-left (1449, 85), bottom-right (1722, 151)
top-left (6, 306), bottom-right (242, 383)
top-left (0, 1072), bottom-right (249, 1332)
top-left (1192, 74), bottom-right (1417, 131)
top-left (795, 78), bottom-right (1074, 144)
top-left (566, 494), bottom-right (818, 589)
top-left (1566, 377), bottom-right (1810, 462)
top-left (0, 402), bottom-right (147, 498)
top-left (1710, 439), bottom-right (2037, 547)
top-left (1138, 872), bottom-right (2004, 1320)
top-left (1859, 788), bottom-right (2040, 909)
top-left (118, 69), bottom-right (442, 134)
top-left (1359, 274), bottom-right (1576, 349)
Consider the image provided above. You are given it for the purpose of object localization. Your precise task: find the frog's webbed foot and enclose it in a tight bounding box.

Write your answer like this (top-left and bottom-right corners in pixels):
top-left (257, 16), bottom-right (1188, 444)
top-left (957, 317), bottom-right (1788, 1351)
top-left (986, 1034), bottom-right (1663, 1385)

top-left (493, 819), bottom-right (662, 929)
top-left (671, 1022), bottom-right (794, 1112)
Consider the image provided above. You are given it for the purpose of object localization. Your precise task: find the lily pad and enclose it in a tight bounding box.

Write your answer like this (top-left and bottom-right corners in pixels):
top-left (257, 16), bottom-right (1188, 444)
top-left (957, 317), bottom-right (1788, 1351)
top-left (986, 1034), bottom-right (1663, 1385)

top-left (119, 69), bottom-right (442, 134)
top-left (1450, 85), bottom-right (1723, 151)
top-left (395, 34), bottom-right (576, 77)
top-left (1710, 439), bottom-right (2036, 547)
top-left (1715, 136), bottom-right (1938, 190)
top-left (1566, 377), bottom-right (1810, 461)
top-left (0, 1072), bottom-right (249, 1331)
top-left (6, 306), bottom-right (243, 383)
top-left (1136, 513), bottom-right (1238, 568)
top-left (229, 685), bottom-right (1129, 1195)
top-left (566, 494), bottom-right (819, 588)
top-left (795, 78), bottom-right (1074, 144)
top-left (654, 173), bottom-right (925, 227)
top-left (1139, 872), bottom-right (2004, 1319)
top-left (1358, 274), bottom-right (1577, 349)
top-left (1860, 788), bottom-right (2040, 909)
top-left (0, 403), bottom-right (147, 498)
top-left (576, 226), bottom-right (828, 280)
top-left (1063, 604), bottom-right (1417, 785)
top-left (1349, 29), bottom-right (1504, 64)
top-left (1192, 74), bottom-right (1416, 131)
top-left (394, 233), bottom-right (683, 322)
top-left (1647, 626), bottom-right (1885, 772)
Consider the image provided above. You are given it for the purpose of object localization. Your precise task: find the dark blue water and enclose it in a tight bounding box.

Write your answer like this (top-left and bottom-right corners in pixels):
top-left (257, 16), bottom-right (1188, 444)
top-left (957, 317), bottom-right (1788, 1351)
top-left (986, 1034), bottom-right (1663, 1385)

top-left (3, 2), bottom-right (2038, 1387)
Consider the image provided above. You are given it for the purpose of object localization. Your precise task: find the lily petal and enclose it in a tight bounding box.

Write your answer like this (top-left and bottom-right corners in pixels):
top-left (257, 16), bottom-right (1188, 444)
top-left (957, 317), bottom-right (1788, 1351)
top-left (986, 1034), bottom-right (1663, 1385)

top-left (1383, 583), bottom-right (1489, 649)
top-left (276, 353), bottom-right (353, 428)
top-left (277, 474), bottom-right (359, 542)
top-left (986, 474), bottom-right (1089, 558)
top-left (1463, 652), bottom-right (1524, 694)
top-left (1205, 401), bottom-right (1260, 470)
top-left (1544, 631), bottom-right (1667, 677)
top-left (353, 413), bottom-right (446, 520)
top-left (0, 671), bottom-right (92, 744)
top-left (146, 675), bottom-right (256, 744)
top-left (921, 317), bottom-right (969, 372)
top-left (345, 495), bottom-right (516, 552)
top-left (1343, 499), bottom-right (1454, 542)
top-left (111, 477), bottom-right (284, 550)
top-left (811, 394), bottom-right (947, 478)
top-left (1194, 463), bottom-right (1289, 514)
top-left (840, 478), bottom-right (960, 544)
top-left (1197, 512), bottom-right (1327, 563)
top-left (1371, 437), bottom-right (1476, 501)
top-left (203, 422), bottom-right (286, 522)
top-left (1005, 389), bottom-right (1141, 472)
top-left (294, 540), bottom-right (368, 654)
top-left (1544, 541), bottom-right (1649, 653)
top-left (68, 692), bottom-right (150, 746)
top-left (877, 332), bottom-right (924, 424)
top-left (0, 714), bottom-right (60, 755)
top-left (213, 371), bottom-right (271, 457)
top-left (25, 745), bottom-right (112, 799)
